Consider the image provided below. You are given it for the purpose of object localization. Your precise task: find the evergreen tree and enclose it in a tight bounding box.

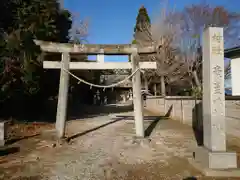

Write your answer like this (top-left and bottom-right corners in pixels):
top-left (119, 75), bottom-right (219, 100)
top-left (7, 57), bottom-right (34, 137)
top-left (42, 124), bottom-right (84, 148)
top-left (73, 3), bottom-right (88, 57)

top-left (132, 6), bottom-right (153, 91)
top-left (133, 6), bottom-right (152, 47)
top-left (0, 0), bottom-right (72, 118)
top-left (134, 6), bottom-right (151, 32)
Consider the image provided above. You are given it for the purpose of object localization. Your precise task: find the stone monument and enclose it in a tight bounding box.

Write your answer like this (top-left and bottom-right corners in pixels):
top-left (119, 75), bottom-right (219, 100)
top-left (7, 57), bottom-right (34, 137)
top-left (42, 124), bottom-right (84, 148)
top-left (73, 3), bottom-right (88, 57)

top-left (192, 27), bottom-right (239, 177)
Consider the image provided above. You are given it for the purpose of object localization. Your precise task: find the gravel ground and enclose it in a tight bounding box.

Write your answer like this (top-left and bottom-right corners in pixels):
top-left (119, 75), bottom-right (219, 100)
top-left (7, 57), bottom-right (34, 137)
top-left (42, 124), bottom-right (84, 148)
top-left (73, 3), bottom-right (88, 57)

top-left (0, 107), bottom-right (240, 180)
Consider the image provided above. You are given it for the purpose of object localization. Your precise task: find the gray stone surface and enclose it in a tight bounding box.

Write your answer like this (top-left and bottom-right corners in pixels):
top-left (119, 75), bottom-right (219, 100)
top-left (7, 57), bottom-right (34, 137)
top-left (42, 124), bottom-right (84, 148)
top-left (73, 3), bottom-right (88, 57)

top-left (202, 27), bottom-right (226, 152)
top-left (195, 27), bottom-right (237, 171)
top-left (55, 52), bottom-right (70, 138)
top-left (131, 51), bottom-right (144, 137)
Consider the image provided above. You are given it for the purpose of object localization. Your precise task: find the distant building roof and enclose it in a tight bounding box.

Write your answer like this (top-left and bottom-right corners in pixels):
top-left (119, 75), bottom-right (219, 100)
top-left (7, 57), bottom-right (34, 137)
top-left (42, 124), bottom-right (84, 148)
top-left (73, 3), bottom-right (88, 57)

top-left (224, 46), bottom-right (240, 59)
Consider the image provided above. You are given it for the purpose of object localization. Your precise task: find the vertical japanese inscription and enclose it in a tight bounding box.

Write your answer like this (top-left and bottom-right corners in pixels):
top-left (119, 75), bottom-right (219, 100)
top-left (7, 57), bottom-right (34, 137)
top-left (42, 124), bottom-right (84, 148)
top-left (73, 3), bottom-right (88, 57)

top-left (211, 33), bottom-right (224, 55)
top-left (211, 32), bottom-right (224, 116)
top-left (212, 65), bottom-right (224, 115)
top-left (213, 65), bottom-right (222, 95)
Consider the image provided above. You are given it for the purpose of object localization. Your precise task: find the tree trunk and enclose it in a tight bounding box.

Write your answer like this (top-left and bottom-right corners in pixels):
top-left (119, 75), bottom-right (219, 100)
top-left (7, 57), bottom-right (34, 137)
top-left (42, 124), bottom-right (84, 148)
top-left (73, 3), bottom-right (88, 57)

top-left (160, 76), bottom-right (166, 96)
top-left (193, 70), bottom-right (201, 89)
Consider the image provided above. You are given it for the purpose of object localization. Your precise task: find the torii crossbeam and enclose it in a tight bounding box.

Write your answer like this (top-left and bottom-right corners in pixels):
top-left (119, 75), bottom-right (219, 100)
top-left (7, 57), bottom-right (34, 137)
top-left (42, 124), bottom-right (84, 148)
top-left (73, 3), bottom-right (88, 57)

top-left (35, 40), bottom-right (157, 138)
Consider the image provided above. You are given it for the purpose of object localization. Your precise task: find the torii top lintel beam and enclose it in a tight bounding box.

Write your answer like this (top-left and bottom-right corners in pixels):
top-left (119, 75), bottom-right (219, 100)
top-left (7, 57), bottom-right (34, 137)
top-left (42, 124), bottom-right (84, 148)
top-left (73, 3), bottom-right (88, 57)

top-left (34, 40), bottom-right (157, 55)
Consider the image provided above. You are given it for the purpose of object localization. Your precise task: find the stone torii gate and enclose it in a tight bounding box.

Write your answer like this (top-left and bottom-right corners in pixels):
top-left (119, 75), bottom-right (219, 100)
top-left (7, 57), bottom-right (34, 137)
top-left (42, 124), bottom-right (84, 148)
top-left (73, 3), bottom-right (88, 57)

top-left (34, 40), bottom-right (157, 138)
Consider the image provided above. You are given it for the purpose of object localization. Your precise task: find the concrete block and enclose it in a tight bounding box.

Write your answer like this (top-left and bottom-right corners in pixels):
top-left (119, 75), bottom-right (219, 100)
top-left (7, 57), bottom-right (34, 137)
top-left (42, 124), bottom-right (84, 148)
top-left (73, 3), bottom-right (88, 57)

top-left (194, 146), bottom-right (237, 169)
top-left (188, 157), bottom-right (240, 177)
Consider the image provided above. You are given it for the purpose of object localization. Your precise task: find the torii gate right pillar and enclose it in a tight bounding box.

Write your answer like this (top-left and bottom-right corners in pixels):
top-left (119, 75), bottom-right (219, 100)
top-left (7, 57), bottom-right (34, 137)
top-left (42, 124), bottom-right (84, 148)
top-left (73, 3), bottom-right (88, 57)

top-left (131, 50), bottom-right (144, 137)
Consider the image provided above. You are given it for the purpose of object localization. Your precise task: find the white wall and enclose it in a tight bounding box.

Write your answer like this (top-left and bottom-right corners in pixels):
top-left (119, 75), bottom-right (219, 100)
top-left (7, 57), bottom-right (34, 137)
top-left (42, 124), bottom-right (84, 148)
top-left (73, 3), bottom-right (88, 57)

top-left (231, 58), bottom-right (240, 95)
top-left (146, 96), bottom-right (240, 138)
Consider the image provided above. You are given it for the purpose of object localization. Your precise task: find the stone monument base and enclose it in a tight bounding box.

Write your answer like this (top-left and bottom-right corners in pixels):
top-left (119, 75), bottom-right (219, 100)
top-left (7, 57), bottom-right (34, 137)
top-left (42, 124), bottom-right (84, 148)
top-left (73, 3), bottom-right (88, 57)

top-left (188, 146), bottom-right (240, 177)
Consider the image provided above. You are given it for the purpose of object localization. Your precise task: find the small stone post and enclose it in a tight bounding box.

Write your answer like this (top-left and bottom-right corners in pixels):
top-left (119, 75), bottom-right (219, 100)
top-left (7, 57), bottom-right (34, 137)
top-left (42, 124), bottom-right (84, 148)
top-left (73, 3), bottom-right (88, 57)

top-left (0, 122), bottom-right (6, 146)
top-left (193, 27), bottom-right (237, 170)
top-left (56, 52), bottom-right (70, 138)
top-left (131, 49), bottom-right (144, 137)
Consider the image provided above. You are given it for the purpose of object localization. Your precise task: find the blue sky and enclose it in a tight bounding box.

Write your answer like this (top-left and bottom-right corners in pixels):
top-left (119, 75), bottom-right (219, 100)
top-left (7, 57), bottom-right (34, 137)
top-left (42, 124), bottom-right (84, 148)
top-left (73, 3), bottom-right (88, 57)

top-left (63, 0), bottom-right (239, 88)
top-left (64, 0), bottom-right (239, 61)
top-left (64, 0), bottom-right (239, 44)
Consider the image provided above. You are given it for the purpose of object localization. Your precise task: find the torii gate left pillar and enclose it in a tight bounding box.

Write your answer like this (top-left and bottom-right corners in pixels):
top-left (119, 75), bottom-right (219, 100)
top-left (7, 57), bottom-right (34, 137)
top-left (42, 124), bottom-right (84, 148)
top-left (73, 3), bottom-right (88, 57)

top-left (34, 40), bottom-right (157, 138)
top-left (55, 52), bottom-right (70, 138)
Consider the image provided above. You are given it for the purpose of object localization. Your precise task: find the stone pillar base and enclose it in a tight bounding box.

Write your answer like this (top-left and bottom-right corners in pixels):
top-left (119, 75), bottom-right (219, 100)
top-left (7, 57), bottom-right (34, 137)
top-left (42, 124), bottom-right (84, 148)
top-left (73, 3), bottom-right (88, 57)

top-left (194, 146), bottom-right (237, 169)
top-left (188, 146), bottom-right (240, 177)
top-left (40, 129), bottom-right (59, 141)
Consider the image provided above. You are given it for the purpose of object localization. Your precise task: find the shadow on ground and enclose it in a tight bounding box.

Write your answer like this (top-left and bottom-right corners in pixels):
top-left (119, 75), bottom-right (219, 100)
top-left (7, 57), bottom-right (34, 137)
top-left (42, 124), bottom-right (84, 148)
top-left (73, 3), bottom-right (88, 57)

top-left (165, 105), bottom-right (173, 118)
top-left (3, 103), bottom-right (165, 146)
top-left (11, 176), bottom-right (42, 180)
top-left (67, 113), bottom-right (166, 141)
top-left (0, 146), bottom-right (20, 156)
top-left (192, 101), bottom-right (203, 146)
top-left (113, 115), bottom-right (166, 137)
top-left (0, 100), bottom-right (134, 123)
top-left (182, 177), bottom-right (197, 180)
top-left (144, 116), bottom-right (165, 137)
top-left (66, 117), bottom-right (126, 141)
top-left (68, 103), bottom-right (134, 120)
top-left (5, 134), bottom-right (39, 145)
top-left (41, 103), bottom-right (134, 123)
top-left (2, 103), bottom-right (134, 146)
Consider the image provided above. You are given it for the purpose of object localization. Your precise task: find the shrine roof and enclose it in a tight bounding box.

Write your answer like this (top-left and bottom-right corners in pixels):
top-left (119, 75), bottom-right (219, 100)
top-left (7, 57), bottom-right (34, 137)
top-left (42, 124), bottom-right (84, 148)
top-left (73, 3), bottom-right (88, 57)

top-left (224, 46), bottom-right (240, 59)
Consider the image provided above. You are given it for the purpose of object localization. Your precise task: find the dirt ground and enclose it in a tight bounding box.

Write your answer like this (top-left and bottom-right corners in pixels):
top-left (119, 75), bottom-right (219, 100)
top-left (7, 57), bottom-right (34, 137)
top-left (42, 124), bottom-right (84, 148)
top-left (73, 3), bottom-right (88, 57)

top-left (1, 106), bottom-right (240, 180)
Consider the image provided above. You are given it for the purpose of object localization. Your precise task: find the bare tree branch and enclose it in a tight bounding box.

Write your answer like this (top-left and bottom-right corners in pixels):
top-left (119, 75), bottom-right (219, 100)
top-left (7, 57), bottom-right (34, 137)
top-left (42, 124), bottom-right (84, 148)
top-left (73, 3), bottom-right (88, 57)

top-left (177, 3), bottom-right (240, 89)
top-left (70, 12), bottom-right (89, 44)
top-left (225, 60), bottom-right (231, 79)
